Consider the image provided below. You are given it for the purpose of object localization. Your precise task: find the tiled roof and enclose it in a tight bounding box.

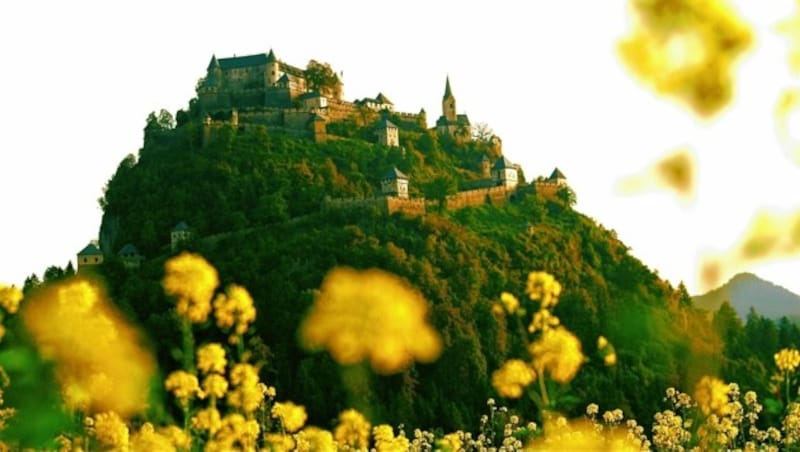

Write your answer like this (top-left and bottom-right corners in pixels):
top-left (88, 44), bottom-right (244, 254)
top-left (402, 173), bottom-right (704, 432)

top-left (78, 243), bottom-right (102, 256)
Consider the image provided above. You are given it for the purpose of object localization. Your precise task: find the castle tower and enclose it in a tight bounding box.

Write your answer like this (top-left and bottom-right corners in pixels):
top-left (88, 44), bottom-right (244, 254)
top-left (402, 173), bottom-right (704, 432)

top-left (442, 76), bottom-right (456, 123)
top-left (492, 156), bottom-right (518, 189)
top-left (266, 48), bottom-right (281, 85)
top-left (381, 168), bottom-right (409, 199)
top-left (376, 118), bottom-right (399, 147)
top-left (77, 242), bottom-right (104, 270)
top-left (548, 167), bottom-right (567, 185)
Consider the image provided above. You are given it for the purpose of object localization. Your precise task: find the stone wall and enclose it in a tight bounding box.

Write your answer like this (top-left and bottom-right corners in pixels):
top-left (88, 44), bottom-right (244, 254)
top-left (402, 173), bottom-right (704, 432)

top-left (445, 186), bottom-right (511, 210)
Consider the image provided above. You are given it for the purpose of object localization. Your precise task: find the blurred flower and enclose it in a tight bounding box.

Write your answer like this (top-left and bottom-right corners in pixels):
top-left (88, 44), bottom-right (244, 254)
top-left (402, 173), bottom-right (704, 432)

top-left (197, 343), bottom-right (227, 375)
top-left (92, 411), bottom-right (129, 450)
top-left (213, 284), bottom-right (256, 342)
top-left (164, 370), bottom-right (201, 407)
top-left (694, 376), bottom-right (731, 416)
top-left (618, 0), bottom-right (752, 117)
top-left (300, 267), bottom-right (441, 374)
top-left (491, 359), bottom-right (536, 399)
top-left (202, 374), bottom-right (228, 400)
top-left (295, 426), bottom-right (336, 452)
top-left (334, 408), bottom-right (371, 449)
top-left (529, 326), bottom-right (584, 384)
top-left (271, 401), bottom-right (308, 433)
top-left (526, 272), bottom-right (561, 308)
top-left (130, 422), bottom-right (175, 452)
top-left (162, 253), bottom-right (219, 323)
top-left (22, 277), bottom-right (155, 416)
top-left (0, 285), bottom-right (22, 314)
top-left (191, 406), bottom-right (222, 435)
top-left (776, 348), bottom-right (800, 373)
top-left (499, 292), bottom-right (519, 315)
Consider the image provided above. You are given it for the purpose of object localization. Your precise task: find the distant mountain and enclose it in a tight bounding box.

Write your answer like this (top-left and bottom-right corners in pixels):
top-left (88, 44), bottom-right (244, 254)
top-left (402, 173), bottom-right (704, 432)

top-left (693, 272), bottom-right (800, 320)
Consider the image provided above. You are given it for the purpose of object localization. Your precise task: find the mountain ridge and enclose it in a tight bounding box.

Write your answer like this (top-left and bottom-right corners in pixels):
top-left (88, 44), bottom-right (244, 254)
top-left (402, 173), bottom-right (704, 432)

top-left (693, 272), bottom-right (800, 320)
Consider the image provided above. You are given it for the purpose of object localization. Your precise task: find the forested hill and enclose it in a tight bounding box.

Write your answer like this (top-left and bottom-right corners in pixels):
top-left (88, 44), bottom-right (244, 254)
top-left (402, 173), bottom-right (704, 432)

top-left (94, 110), bottom-right (732, 430)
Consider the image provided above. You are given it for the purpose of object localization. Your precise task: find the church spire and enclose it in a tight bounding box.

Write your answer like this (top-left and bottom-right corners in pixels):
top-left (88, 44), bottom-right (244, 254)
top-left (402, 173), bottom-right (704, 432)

top-left (443, 75), bottom-right (453, 100)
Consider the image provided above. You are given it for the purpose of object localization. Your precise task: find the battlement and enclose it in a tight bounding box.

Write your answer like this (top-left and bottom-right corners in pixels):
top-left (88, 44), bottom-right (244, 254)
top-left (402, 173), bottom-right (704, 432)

top-left (322, 195), bottom-right (427, 217)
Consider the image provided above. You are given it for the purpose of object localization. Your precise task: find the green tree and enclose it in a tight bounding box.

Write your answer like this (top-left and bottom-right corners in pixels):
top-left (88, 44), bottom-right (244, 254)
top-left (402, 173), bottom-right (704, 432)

top-left (556, 185), bottom-right (577, 207)
top-left (304, 60), bottom-right (340, 97)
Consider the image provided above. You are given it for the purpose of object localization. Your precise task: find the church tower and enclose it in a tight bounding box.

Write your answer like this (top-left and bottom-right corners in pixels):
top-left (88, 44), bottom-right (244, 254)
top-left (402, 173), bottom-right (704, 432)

top-left (442, 76), bottom-right (456, 123)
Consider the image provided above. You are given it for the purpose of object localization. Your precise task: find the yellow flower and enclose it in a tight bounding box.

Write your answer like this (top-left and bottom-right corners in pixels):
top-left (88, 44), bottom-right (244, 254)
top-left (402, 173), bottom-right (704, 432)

top-left (213, 413), bottom-right (260, 450)
top-left (227, 363), bottom-right (264, 413)
top-left (529, 326), bottom-right (584, 384)
top-left (438, 432), bottom-right (462, 452)
top-left (295, 426), bottom-right (336, 452)
top-left (775, 348), bottom-right (800, 373)
top-left (271, 401), bottom-right (308, 433)
top-left (373, 424), bottom-right (409, 452)
top-left (264, 433), bottom-right (295, 451)
top-left (334, 408), bottom-right (371, 449)
top-left (130, 422), bottom-right (175, 452)
top-left (164, 370), bottom-right (200, 406)
top-left (597, 336), bottom-right (608, 349)
top-left (213, 284), bottom-right (256, 341)
top-left (162, 253), bottom-right (219, 323)
top-left (197, 343), bottom-right (227, 374)
top-left (0, 285), bottom-right (22, 314)
top-left (300, 267), bottom-right (442, 374)
top-left (694, 375), bottom-right (731, 416)
top-left (499, 292), bottom-right (519, 314)
top-left (618, 0), bottom-right (752, 117)
top-left (491, 359), bottom-right (536, 399)
top-left (191, 406), bottom-right (222, 434)
top-left (202, 374), bottom-right (228, 399)
top-left (526, 271), bottom-right (562, 308)
top-left (92, 411), bottom-right (129, 450)
top-left (159, 425), bottom-right (192, 450)
top-left (22, 278), bottom-right (155, 416)
top-left (604, 352), bottom-right (618, 366)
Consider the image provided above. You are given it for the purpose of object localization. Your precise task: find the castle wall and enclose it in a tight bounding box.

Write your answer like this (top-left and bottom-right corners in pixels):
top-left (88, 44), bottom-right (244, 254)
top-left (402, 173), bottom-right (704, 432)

top-left (534, 181), bottom-right (561, 200)
top-left (445, 186), bottom-right (511, 210)
top-left (322, 195), bottom-right (427, 217)
top-left (326, 99), bottom-right (357, 121)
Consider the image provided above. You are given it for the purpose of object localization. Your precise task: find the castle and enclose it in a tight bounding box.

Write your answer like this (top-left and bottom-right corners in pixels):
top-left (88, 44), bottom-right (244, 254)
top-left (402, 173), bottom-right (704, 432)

top-left (196, 49), bottom-right (471, 145)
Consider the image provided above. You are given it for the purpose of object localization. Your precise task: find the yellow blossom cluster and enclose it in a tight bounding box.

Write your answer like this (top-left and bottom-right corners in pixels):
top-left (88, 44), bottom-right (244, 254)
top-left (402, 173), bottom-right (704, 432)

top-left (618, 0), bottom-right (752, 117)
top-left (0, 285), bottom-right (22, 314)
top-left (652, 409), bottom-right (692, 450)
top-left (164, 370), bottom-right (201, 408)
top-left (197, 342), bottom-right (227, 375)
top-left (213, 284), bottom-right (256, 343)
top-left (271, 401), bottom-right (308, 433)
top-left (22, 278), bottom-right (155, 416)
top-left (775, 348), bottom-right (800, 373)
top-left (334, 408), bottom-right (371, 449)
top-left (526, 271), bottom-right (562, 308)
top-left (300, 267), bottom-right (442, 374)
top-left (784, 402), bottom-right (800, 445)
top-left (694, 375), bottom-right (731, 416)
top-left (372, 424), bottom-right (410, 452)
top-left (491, 359), bottom-right (536, 399)
top-left (530, 326), bottom-right (584, 384)
top-left (91, 411), bottom-right (129, 450)
top-left (496, 292), bottom-right (519, 315)
top-left (294, 426), bottom-right (336, 451)
top-left (162, 252), bottom-right (220, 323)
top-left (227, 363), bottom-right (266, 413)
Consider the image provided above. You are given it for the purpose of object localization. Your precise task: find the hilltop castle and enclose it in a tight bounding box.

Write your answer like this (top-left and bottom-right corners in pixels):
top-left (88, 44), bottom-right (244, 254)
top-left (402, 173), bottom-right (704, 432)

top-left (195, 49), bottom-right (473, 145)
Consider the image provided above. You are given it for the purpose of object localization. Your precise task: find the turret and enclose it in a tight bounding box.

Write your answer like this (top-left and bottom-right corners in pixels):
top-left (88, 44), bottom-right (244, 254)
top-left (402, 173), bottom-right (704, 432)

top-left (266, 48), bottom-right (281, 85)
top-left (381, 168), bottom-right (409, 198)
top-left (442, 76), bottom-right (456, 123)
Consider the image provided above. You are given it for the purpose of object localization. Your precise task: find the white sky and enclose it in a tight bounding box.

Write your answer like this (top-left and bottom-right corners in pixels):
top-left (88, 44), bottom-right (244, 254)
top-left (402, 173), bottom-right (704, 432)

top-left (1, 1), bottom-right (799, 295)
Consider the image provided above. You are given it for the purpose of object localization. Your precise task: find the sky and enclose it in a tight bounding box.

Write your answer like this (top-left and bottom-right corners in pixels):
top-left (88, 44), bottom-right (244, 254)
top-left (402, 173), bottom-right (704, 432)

top-left (1, 1), bottom-right (799, 296)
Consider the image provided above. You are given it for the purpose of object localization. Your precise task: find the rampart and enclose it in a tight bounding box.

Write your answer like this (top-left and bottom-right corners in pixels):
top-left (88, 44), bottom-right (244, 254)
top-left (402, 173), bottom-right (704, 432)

top-left (322, 195), bottom-right (427, 217)
top-left (445, 186), bottom-right (512, 210)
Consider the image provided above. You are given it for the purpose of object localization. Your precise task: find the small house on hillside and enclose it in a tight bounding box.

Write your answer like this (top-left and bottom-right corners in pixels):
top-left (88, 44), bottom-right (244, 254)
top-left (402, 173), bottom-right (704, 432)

top-left (375, 118), bottom-right (399, 147)
top-left (119, 243), bottom-right (143, 269)
top-left (171, 222), bottom-right (192, 252)
top-left (381, 168), bottom-right (409, 199)
top-left (77, 242), bottom-right (104, 269)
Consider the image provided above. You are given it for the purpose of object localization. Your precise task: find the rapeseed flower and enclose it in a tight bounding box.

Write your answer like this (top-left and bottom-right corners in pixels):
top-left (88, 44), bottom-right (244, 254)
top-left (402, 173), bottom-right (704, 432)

top-left (92, 411), bottom-right (130, 450)
top-left (271, 401), bottom-right (307, 433)
top-left (0, 285), bottom-right (22, 314)
top-left (164, 370), bottom-right (201, 407)
top-left (213, 284), bottom-right (256, 343)
top-left (529, 326), bottom-right (584, 384)
top-left (526, 271), bottom-right (561, 308)
top-left (334, 408), bottom-right (371, 449)
top-left (300, 267), bottom-right (441, 374)
top-left (22, 277), bottom-right (155, 416)
top-left (618, 0), bottom-right (752, 117)
top-left (162, 252), bottom-right (219, 323)
top-left (191, 406), bottom-right (222, 435)
top-left (491, 359), bottom-right (536, 399)
top-left (201, 374), bottom-right (228, 400)
top-left (498, 292), bottom-right (519, 315)
top-left (295, 426), bottom-right (336, 452)
top-left (694, 375), bottom-right (731, 416)
top-left (130, 422), bottom-right (175, 452)
top-left (775, 348), bottom-right (800, 373)
top-left (197, 342), bottom-right (227, 375)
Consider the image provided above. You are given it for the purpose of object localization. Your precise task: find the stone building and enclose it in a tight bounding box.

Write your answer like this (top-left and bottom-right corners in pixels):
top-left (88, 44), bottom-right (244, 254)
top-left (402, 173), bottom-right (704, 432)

top-left (118, 243), bottom-right (143, 270)
top-left (171, 222), bottom-right (192, 252)
top-left (381, 168), bottom-right (409, 199)
top-left (197, 49), bottom-right (343, 111)
top-left (436, 77), bottom-right (471, 141)
top-left (492, 156), bottom-right (519, 189)
top-left (77, 242), bottom-right (103, 269)
top-left (375, 118), bottom-right (399, 147)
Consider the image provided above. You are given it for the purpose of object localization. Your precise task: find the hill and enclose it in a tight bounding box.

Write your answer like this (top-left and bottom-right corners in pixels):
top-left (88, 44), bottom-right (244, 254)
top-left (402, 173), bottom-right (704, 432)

top-left (693, 272), bottom-right (800, 321)
top-left (85, 107), bottom-right (734, 431)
